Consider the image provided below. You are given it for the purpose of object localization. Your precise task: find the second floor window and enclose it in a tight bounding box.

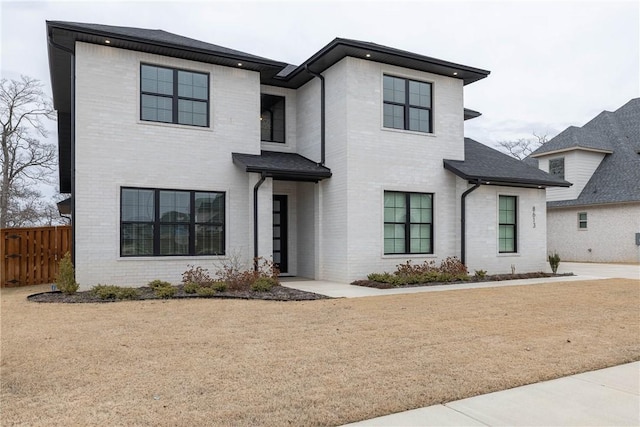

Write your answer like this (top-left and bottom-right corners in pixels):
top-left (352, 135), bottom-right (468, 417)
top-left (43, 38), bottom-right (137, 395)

top-left (383, 75), bottom-right (432, 133)
top-left (549, 157), bottom-right (565, 180)
top-left (261, 94), bottom-right (285, 143)
top-left (141, 64), bottom-right (209, 127)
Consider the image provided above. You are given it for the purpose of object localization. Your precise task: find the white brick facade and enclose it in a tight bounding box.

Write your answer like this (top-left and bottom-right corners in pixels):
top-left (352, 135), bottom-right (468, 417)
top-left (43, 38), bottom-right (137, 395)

top-left (69, 39), bottom-right (552, 288)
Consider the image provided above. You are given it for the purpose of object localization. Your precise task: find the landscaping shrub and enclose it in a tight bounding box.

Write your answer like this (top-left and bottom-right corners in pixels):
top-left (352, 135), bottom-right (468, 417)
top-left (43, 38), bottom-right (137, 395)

top-left (215, 256), bottom-right (279, 292)
top-left (212, 281), bottom-right (228, 292)
top-left (91, 285), bottom-right (139, 300)
top-left (183, 282), bottom-right (199, 294)
top-left (548, 252), bottom-right (561, 274)
top-left (182, 265), bottom-right (213, 286)
top-left (474, 269), bottom-right (487, 280)
top-left (148, 279), bottom-right (172, 289)
top-left (196, 286), bottom-right (217, 297)
top-left (366, 256), bottom-right (469, 286)
top-left (154, 285), bottom-right (177, 299)
top-left (251, 276), bottom-right (278, 292)
top-left (56, 252), bottom-right (79, 295)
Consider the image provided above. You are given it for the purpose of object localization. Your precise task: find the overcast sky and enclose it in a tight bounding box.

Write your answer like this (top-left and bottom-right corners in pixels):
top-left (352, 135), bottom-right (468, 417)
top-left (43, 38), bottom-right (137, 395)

top-left (1, 0), bottom-right (639, 149)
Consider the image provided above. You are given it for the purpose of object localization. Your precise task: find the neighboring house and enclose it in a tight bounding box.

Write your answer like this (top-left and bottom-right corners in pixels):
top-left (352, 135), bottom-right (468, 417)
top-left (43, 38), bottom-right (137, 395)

top-left (530, 98), bottom-right (640, 263)
top-left (47, 21), bottom-right (569, 287)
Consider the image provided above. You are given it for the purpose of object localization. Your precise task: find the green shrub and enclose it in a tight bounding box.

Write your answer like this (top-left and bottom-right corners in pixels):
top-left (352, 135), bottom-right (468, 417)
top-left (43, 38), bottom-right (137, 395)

top-left (154, 285), bottom-right (177, 299)
top-left (548, 252), bottom-right (561, 274)
top-left (212, 281), bottom-right (228, 292)
top-left (196, 286), bottom-right (217, 297)
top-left (474, 269), bottom-right (487, 280)
top-left (148, 279), bottom-right (172, 289)
top-left (366, 256), bottom-right (470, 285)
top-left (251, 276), bottom-right (278, 292)
top-left (56, 252), bottom-right (79, 295)
top-left (183, 282), bottom-right (199, 294)
top-left (91, 285), bottom-right (139, 300)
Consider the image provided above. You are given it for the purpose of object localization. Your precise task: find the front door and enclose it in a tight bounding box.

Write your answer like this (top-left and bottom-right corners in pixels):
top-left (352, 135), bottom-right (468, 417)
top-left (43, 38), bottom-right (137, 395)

top-left (272, 195), bottom-right (288, 273)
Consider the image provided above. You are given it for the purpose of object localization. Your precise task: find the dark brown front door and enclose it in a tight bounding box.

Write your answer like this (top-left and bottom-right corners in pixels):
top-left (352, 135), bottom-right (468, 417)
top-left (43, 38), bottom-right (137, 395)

top-left (272, 195), bottom-right (287, 273)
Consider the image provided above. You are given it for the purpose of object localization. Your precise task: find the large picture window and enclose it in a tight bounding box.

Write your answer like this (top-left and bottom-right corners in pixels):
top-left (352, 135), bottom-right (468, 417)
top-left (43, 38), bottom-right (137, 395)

top-left (498, 195), bottom-right (517, 253)
top-left (121, 188), bottom-right (224, 256)
top-left (383, 75), bottom-right (432, 133)
top-left (141, 64), bottom-right (209, 127)
top-left (384, 191), bottom-right (433, 254)
top-left (261, 94), bottom-right (285, 143)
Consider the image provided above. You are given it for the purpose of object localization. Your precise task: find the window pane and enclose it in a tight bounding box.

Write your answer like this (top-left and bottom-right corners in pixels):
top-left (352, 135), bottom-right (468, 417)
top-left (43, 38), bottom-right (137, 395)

top-left (409, 81), bottom-right (431, 108)
top-left (122, 189), bottom-right (154, 221)
top-left (160, 224), bottom-right (189, 255)
top-left (160, 191), bottom-right (190, 222)
top-left (409, 108), bottom-right (430, 133)
top-left (141, 95), bottom-right (172, 123)
top-left (384, 104), bottom-right (404, 129)
top-left (195, 192), bottom-right (223, 223)
top-left (121, 223), bottom-right (154, 256)
top-left (141, 65), bottom-right (173, 95)
top-left (178, 100), bottom-right (207, 126)
top-left (178, 71), bottom-right (208, 100)
top-left (383, 75), bottom-right (405, 103)
top-left (410, 224), bottom-right (431, 253)
top-left (261, 94), bottom-right (286, 143)
top-left (195, 224), bottom-right (223, 255)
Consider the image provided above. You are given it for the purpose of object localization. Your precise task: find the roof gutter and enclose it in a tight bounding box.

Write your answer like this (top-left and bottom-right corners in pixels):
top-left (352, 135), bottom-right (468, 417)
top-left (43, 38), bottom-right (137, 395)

top-left (48, 31), bottom-right (76, 268)
top-left (461, 179), bottom-right (482, 266)
top-left (304, 65), bottom-right (326, 165)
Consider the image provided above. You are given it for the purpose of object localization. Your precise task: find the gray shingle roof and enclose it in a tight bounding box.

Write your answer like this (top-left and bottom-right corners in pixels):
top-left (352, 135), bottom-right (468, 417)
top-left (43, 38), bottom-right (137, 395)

top-left (444, 139), bottom-right (571, 188)
top-left (536, 98), bottom-right (640, 207)
top-left (232, 151), bottom-right (332, 182)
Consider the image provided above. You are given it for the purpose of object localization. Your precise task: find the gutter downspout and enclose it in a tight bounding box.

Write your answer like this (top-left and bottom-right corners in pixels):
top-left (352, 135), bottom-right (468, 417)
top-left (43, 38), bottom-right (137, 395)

top-left (253, 172), bottom-right (267, 271)
top-left (48, 34), bottom-right (76, 267)
top-left (304, 65), bottom-right (325, 165)
top-left (461, 179), bottom-right (481, 266)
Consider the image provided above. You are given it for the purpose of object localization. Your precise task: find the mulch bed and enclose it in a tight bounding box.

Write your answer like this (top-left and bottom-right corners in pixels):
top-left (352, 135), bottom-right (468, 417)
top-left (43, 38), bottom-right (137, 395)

top-left (28, 284), bottom-right (330, 303)
top-left (352, 272), bottom-right (574, 289)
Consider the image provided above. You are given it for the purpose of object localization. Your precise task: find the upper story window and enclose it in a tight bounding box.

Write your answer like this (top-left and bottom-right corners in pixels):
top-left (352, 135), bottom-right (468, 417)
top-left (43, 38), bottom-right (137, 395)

top-left (261, 94), bottom-right (285, 143)
top-left (140, 64), bottom-right (209, 127)
top-left (383, 75), bottom-right (432, 133)
top-left (578, 212), bottom-right (587, 229)
top-left (549, 157), bottom-right (565, 180)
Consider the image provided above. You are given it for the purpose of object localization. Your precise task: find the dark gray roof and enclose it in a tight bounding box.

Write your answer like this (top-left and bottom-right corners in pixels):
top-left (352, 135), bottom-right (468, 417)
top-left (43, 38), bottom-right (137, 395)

top-left (444, 139), bottom-right (571, 188)
top-left (544, 98), bottom-right (640, 207)
top-left (232, 151), bottom-right (332, 182)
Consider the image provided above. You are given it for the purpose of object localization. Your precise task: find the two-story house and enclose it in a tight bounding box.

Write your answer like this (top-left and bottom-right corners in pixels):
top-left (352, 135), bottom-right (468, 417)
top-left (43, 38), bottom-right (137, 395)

top-left (47, 21), bottom-right (569, 288)
top-left (530, 98), bottom-right (640, 263)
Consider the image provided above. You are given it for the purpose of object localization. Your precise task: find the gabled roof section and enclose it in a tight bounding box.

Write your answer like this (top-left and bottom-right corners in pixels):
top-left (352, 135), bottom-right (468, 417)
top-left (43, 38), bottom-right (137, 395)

top-left (444, 139), bottom-right (571, 188)
top-left (232, 151), bottom-right (332, 182)
top-left (546, 98), bottom-right (640, 207)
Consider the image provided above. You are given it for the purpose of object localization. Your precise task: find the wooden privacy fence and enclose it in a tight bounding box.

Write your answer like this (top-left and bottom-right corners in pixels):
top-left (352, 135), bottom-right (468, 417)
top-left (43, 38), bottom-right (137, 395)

top-left (1, 226), bottom-right (72, 287)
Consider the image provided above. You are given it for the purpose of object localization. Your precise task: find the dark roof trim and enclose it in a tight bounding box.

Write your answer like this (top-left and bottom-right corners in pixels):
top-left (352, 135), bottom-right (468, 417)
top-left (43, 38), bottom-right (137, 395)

top-left (464, 108), bottom-right (482, 121)
top-left (269, 38), bottom-right (490, 88)
top-left (232, 151), bottom-right (332, 182)
top-left (530, 146), bottom-right (613, 158)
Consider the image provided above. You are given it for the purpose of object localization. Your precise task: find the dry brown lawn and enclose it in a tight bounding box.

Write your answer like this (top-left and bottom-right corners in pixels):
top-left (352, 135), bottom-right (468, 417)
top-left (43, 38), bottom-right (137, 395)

top-left (1, 279), bottom-right (639, 426)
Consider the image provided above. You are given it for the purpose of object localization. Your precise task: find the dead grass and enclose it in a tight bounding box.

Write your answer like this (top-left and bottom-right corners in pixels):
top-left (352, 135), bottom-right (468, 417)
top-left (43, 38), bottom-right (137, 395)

top-left (1, 279), bottom-right (639, 426)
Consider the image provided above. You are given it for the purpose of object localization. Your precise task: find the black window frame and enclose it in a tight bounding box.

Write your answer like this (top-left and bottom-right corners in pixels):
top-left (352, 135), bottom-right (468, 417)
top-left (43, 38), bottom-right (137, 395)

top-left (498, 195), bottom-right (518, 253)
top-left (140, 64), bottom-right (210, 127)
top-left (384, 191), bottom-right (434, 255)
top-left (549, 157), bottom-right (565, 180)
top-left (120, 187), bottom-right (225, 257)
top-left (260, 94), bottom-right (286, 143)
top-left (578, 212), bottom-right (588, 229)
top-left (383, 75), bottom-right (433, 133)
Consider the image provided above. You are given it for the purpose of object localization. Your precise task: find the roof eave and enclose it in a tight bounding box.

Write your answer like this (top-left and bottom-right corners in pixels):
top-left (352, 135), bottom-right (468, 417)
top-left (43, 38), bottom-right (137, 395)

top-left (443, 161), bottom-right (572, 189)
top-left (530, 146), bottom-right (614, 158)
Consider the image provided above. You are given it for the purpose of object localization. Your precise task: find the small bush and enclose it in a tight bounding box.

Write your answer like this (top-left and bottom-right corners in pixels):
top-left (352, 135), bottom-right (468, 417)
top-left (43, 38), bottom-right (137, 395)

top-left (366, 256), bottom-right (469, 285)
top-left (548, 252), bottom-right (561, 274)
top-left (196, 286), bottom-right (217, 297)
top-left (251, 276), bottom-right (278, 292)
top-left (216, 256), bottom-right (279, 292)
top-left (183, 282), bottom-right (199, 294)
top-left (212, 281), bottom-right (228, 292)
top-left (182, 265), bottom-right (213, 286)
top-left (154, 285), bottom-right (177, 299)
top-left (91, 285), bottom-right (139, 300)
top-left (148, 279), bottom-right (172, 289)
top-left (474, 269), bottom-right (487, 280)
top-left (56, 252), bottom-right (79, 295)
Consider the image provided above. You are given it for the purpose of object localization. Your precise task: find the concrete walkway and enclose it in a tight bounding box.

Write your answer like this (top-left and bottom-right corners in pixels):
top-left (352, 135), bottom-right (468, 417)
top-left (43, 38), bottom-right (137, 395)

top-left (281, 262), bottom-right (639, 299)
top-left (344, 362), bottom-right (640, 426)
top-left (281, 263), bottom-right (639, 426)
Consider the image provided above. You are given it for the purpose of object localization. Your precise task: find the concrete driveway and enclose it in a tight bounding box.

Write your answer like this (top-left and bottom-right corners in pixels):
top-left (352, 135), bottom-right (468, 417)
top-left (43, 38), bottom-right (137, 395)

top-left (559, 262), bottom-right (640, 280)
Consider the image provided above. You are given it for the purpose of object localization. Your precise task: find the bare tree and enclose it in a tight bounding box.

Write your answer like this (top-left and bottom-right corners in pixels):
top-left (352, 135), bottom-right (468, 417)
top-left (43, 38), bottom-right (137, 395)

top-left (496, 132), bottom-right (549, 160)
top-left (1, 76), bottom-right (56, 228)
